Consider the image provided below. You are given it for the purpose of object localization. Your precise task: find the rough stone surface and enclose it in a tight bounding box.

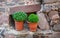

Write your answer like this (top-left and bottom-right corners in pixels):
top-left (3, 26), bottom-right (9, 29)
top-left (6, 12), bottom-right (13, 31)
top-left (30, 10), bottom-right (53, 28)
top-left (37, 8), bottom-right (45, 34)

top-left (0, 0), bottom-right (5, 2)
top-left (48, 11), bottom-right (59, 20)
top-left (9, 4), bottom-right (40, 14)
top-left (53, 23), bottom-right (60, 31)
top-left (37, 13), bottom-right (50, 30)
top-left (1, 0), bottom-right (60, 38)
top-left (33, 32), bottom-right (60, 38)
top-left (43, 0), bottom-right (57, 4)
top-left (49, 32), bottom-right (60, 38)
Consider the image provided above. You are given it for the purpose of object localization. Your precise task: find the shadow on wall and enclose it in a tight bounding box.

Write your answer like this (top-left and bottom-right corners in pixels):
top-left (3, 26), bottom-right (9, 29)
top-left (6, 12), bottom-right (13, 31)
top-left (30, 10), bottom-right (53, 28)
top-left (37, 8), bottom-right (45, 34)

top-left (9, 15), bottom-right (15, 28)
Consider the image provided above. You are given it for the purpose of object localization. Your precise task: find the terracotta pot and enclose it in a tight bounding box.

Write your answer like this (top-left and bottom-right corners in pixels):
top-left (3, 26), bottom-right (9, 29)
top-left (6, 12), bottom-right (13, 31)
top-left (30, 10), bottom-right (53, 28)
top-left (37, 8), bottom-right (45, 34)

top-left (28, 22), bottom-right (38, 32)
top-left (15, 21), bottom-right (24, 31)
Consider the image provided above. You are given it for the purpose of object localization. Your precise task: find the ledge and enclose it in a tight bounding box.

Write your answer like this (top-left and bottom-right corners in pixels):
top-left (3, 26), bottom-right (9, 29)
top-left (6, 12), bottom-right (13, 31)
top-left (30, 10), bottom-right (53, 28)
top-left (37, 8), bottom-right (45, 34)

top-left (9, 4), bottom-right (40, 14)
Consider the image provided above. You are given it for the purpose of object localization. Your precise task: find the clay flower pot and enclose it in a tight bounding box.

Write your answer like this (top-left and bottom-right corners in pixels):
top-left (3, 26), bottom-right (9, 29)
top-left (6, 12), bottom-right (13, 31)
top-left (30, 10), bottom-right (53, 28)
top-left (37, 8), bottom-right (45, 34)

top-left (12, 11), bottom-right (27, 31)
top-left (28, 14), bottom-right (39, 32)
top-left (28, 22), bottom-right (38, 32)
top-left (15, 21), bottom-right (24, 31)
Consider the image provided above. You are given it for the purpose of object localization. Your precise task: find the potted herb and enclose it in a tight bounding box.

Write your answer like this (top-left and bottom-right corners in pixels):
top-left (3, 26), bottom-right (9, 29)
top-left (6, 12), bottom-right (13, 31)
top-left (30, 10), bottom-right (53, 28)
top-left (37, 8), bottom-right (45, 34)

top-left (12, 11), bottom-right (27, 31)
top-left (28, 14), bottom-right (39, 32)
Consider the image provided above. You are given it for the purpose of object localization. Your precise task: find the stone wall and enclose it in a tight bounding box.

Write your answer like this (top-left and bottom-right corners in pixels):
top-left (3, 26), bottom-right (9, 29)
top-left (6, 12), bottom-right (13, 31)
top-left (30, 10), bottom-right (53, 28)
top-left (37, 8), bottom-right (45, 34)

top-left (0, 0), bottom-right (60, 38)
top-left (43, 0), bottom-right (60, 32)
top-left (36, 0), bottom-right (60, 38)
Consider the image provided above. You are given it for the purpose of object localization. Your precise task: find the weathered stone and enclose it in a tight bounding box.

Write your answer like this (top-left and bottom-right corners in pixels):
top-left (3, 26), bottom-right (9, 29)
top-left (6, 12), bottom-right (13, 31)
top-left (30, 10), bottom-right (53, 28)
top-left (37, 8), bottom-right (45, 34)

top-left (0, 12), bottom-right (3, 25)
top-left (0, 7), bottom-right (9, 26)
top-left (37, 12), bottom-right (49, 30)
top-left (0, 0), bottom-right (5, 2)
top-left (57, 0), bottom-right (60, 2)
top-left (48, 11), bottom-right (59, 25)
top-left (34, 32), bottom-right (60, 38)
top-left (33, 34), bottom-right (40, 38)
top-left (9, 4), bottom-right (40, 14)
top-left (49, 32), bottom-right (60, 38)
top-left (44, 35), bottom-right (51, 38)
top-left (33, 32), bottom-right (43, 38)
top-left (43, 0), bottom-right (57, 4)
top-left (43, 2), bottom-right (59, 10)
top-left (48, 11), bottom-right (59, 20)
top-left (53, 23), bottom-right (60, 31)
top-left (43, 4), bottom-right (52, 12)
top-left (58, 8), bottom-right (60, 12)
